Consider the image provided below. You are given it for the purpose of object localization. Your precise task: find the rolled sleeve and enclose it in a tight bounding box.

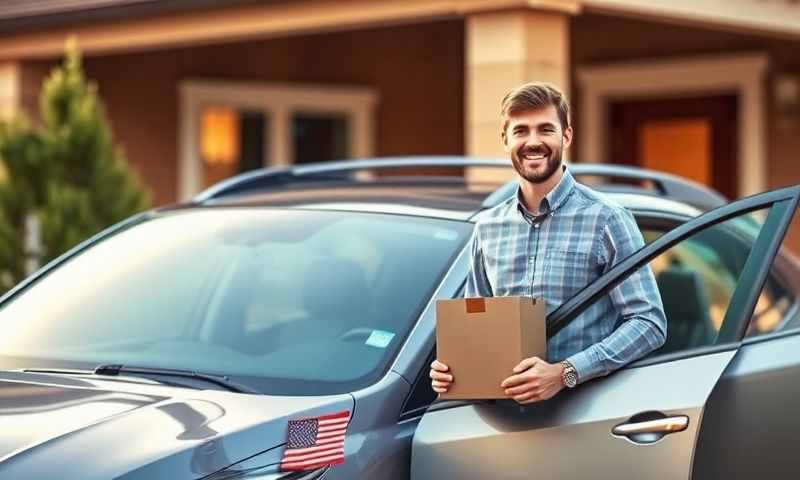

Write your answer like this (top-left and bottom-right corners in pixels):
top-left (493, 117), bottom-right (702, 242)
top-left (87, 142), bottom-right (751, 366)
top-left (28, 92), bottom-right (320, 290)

top-left (567, 207), bottom-right (666, 384)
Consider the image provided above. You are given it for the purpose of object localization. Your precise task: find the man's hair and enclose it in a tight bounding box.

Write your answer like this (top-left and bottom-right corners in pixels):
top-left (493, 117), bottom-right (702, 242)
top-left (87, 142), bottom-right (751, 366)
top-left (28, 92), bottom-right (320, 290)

top-left (500, 82), bottom-right (570, 142)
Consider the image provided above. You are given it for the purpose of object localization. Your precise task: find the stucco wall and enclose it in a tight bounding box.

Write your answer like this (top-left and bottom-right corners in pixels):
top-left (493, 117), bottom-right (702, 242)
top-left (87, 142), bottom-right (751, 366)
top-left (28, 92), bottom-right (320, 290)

top-left (26, 20), bottom-right (464, 206)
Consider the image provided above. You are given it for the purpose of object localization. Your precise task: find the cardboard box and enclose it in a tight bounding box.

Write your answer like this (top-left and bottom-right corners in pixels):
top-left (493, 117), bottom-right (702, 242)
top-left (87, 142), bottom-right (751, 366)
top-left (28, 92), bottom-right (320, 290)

top-left (435, 296), bottom-right (546, 400)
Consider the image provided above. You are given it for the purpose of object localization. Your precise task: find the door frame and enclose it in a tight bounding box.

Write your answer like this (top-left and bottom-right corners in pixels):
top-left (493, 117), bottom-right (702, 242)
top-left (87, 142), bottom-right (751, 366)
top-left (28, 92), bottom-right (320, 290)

top-left (576, 53), bottom-right (769, 198)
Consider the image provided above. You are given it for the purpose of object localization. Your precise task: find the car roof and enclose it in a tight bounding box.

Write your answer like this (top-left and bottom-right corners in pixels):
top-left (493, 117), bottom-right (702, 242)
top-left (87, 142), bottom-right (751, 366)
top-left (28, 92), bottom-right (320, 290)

top-left (185, 157), bottom-right (717, 222)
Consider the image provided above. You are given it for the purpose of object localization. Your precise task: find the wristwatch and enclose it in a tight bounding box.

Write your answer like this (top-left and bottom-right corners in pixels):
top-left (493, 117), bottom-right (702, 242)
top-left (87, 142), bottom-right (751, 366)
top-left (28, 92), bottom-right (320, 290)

top-left (560, 361), bottom-right (578, 388)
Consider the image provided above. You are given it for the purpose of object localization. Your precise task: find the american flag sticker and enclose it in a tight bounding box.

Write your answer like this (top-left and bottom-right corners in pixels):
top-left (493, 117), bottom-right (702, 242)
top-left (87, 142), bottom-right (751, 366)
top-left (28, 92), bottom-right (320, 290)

top-left (279, 410), bottom-right (351, 471)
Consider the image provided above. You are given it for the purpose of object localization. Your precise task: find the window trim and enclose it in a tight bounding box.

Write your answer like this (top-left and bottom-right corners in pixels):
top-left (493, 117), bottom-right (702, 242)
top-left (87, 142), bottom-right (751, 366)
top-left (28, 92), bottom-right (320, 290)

top-left (178, 80), bottom-right (378, 201)
top-left (743, 324), bottom-right (800, 347)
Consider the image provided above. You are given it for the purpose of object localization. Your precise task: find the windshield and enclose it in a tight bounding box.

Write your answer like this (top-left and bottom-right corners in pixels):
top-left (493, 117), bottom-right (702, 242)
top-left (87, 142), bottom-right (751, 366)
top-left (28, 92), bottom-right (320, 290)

top-left (0, 208), bottom-right (471, 395)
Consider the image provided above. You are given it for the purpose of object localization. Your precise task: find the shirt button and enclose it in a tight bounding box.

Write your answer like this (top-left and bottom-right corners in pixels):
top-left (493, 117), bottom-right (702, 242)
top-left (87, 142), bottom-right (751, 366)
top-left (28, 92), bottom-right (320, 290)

top-left (534, 223), bottom-right (540, 229)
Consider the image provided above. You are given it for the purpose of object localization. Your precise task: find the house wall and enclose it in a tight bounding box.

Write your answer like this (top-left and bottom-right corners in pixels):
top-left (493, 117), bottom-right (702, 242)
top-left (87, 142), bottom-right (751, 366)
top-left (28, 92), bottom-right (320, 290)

top-left (25, 20), bottom-right (465, 206)
top-left (570, 13), bottom-right (800, 253)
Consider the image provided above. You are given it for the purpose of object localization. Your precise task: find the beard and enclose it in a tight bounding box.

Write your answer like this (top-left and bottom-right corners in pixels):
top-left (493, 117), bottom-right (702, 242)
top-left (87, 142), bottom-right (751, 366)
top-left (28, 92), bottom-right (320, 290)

top-left (511, 141), bottom-right (563, 184)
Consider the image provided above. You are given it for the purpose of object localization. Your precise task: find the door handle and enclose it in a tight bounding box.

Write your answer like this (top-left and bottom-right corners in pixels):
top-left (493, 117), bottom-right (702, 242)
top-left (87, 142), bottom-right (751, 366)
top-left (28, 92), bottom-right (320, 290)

top-left (612, 414), bottom-right (689, 444)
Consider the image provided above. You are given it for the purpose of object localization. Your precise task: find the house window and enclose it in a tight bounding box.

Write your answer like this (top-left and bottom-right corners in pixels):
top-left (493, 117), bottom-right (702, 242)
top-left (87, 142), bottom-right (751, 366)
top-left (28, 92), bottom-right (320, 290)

top-left (180, 81), bottom-right (377, 200)
top-left (199, 107), bottom-right (268, 187)
top-left (292, 112), bottom-right (349, 164)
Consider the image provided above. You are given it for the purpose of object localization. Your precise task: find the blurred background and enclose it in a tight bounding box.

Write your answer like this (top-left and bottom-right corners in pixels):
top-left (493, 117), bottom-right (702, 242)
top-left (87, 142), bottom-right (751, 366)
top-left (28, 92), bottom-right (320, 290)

top-left (0, 0), bottom-right (798, 288)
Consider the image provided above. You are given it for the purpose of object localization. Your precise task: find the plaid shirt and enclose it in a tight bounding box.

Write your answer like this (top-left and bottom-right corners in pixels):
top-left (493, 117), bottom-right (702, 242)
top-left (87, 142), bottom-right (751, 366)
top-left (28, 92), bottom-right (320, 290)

top-left (465, 167), bottom-right (666, 384)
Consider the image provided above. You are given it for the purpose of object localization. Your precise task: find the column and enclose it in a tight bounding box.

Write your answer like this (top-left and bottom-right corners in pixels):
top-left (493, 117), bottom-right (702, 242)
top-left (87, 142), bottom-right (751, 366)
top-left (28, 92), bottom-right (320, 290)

top-left (465, 9), bottom-right (572, 158)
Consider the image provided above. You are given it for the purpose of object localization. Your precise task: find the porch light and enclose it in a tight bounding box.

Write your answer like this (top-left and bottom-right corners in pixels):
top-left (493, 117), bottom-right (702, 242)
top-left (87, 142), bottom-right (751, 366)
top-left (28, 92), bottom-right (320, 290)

top-left (200, 107), bottom-right (239, 165)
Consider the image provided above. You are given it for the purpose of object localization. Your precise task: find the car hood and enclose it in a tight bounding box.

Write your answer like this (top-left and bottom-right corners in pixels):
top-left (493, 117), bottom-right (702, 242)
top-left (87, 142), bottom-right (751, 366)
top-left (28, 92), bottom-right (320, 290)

top-left (0, 371), bottom-right (354, 480)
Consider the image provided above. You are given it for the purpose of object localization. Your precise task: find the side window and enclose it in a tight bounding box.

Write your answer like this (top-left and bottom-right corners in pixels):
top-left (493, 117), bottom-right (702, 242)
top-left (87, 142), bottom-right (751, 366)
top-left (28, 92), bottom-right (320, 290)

top-left (636, 208), bottom-right (769, 356)
top-left (644, 220), bottom-right (800, 341)
top-left (400, 348), bottom-right (438, 420)
top-left (746, 248), bottom-right (800, 337)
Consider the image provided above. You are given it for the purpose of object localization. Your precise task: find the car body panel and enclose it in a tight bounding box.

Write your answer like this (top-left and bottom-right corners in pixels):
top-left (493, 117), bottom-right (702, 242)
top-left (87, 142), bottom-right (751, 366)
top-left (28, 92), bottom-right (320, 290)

top-left (0, 372), bottom-right (353, 480)
top-left (692, 329), bottom-right (800, 478)
top-left (411, 350), bottom-right (737, 479)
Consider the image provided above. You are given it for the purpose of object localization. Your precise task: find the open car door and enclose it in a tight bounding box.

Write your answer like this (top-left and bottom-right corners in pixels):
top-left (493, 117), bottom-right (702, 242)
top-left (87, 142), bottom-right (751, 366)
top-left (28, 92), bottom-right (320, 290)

top-left (411, 185), bottom-right (800, 479)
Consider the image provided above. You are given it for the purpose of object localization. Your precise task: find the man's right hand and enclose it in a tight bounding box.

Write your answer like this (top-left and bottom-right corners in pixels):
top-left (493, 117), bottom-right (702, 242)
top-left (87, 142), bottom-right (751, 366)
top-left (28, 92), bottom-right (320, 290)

top-left (430, 359), bottom-right (453, 393)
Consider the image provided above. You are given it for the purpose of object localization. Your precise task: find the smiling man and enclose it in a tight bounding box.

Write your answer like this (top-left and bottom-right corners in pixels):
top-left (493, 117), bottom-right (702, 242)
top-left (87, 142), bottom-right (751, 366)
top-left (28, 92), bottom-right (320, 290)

top-left (430, 82), bottom-right (666, 403)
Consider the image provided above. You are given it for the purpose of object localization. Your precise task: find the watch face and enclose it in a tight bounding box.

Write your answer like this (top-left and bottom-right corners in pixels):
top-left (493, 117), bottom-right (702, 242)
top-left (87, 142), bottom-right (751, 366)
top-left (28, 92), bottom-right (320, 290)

top-left (562, 365), bottom-right (577, 388)
top-left (565, 371), bottom-right (578, 388)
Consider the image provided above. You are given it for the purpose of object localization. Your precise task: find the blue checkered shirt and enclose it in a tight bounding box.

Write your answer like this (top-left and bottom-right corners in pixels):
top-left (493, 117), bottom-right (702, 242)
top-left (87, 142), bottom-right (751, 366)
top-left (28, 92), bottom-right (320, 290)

top-left (465, 167), bottom-right (666, 384)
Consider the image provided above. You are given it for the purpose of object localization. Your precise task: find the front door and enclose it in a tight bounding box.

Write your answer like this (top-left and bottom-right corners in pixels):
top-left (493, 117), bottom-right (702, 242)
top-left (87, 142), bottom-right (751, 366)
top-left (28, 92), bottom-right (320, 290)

top-left (609, 95), bottom-right (738, 199)
top-left (411, 185), bottom-right (800, 479)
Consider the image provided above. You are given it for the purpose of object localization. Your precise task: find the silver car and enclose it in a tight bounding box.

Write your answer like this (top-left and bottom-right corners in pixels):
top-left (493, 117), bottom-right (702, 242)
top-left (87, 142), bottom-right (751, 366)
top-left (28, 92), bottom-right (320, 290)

top-left (0, 158), bottom-right (797, 479)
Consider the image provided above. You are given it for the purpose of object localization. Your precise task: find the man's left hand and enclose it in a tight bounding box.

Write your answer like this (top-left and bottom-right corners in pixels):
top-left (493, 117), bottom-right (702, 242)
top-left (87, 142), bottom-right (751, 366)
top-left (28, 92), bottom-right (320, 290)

top-left (500, 357), bottom-right (565, 404)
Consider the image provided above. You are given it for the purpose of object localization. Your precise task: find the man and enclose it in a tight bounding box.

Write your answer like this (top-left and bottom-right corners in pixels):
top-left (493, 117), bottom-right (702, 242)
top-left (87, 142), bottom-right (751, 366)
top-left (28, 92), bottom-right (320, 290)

top-left (430, 82), bottom-right (666, 404)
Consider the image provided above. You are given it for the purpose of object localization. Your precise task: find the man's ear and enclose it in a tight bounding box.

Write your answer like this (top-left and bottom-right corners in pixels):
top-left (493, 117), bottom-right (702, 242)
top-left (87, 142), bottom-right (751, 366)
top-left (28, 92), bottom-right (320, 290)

top-left (501, 131), bottom-right (510, 153)
top-left (562, 126), bottom-right (574, 149)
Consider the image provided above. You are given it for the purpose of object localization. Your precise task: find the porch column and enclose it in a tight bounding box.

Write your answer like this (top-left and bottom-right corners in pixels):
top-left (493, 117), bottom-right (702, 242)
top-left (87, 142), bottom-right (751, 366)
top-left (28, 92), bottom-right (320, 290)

top-left (465, 9), bottom-right (573, 158)
top-left (0, 60), bottom-right (47, 122)
top-left (0, 62), bottom-right (20, 121)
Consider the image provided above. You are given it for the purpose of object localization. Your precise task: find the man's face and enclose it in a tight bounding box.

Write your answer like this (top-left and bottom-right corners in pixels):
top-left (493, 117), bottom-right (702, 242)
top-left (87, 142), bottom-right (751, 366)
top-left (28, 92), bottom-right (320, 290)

top-left (503, 105), bottom-right (573, 184)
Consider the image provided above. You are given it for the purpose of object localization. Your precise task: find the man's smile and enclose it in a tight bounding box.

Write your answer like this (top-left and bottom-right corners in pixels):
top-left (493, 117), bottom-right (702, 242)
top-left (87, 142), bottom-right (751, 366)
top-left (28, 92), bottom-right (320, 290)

top-left (520, 147), bottom-right (550, 165)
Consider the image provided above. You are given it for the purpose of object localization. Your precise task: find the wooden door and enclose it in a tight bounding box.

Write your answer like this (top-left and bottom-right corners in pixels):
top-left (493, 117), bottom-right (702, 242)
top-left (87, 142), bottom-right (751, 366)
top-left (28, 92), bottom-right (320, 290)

top-left (608, 94), bottom-right (738, 199)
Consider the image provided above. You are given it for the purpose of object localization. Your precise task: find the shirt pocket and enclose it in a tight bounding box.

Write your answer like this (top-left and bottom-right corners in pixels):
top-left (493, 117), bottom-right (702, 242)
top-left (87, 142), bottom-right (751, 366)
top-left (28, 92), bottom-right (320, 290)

top-left (543, 249), bottom-right (595, 300)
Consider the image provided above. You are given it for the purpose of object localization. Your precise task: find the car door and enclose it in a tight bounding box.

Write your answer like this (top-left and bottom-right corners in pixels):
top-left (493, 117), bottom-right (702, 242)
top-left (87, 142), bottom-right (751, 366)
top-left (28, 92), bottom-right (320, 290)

top-left (411, 185), bottom-right (800, 480)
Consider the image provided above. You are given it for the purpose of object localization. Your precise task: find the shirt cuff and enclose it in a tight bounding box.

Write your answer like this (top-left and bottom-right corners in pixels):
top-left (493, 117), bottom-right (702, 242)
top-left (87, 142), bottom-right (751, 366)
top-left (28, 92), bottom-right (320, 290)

top-left (565, 348), bottom-right (603, 385)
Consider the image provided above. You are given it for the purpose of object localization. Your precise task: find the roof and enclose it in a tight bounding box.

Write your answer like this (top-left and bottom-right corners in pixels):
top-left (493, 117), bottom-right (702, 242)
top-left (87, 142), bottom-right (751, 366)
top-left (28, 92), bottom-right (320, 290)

top-left (3, 0), bottom-right (799, 39)
top-left (0, 0), bottom-right (264, 33)
top-left (584, 0), bottom-right (800, 39)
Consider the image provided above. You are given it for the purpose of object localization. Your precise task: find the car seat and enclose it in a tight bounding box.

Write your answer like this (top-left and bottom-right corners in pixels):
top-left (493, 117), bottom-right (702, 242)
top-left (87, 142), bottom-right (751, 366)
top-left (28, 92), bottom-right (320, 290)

top-left (655, 263), bottom-right (717, 354)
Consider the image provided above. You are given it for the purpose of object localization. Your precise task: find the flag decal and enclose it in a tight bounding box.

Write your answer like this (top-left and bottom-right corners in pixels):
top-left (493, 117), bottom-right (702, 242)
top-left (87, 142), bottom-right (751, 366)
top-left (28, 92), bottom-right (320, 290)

top-left (280, 410), bottom-right (351, 471)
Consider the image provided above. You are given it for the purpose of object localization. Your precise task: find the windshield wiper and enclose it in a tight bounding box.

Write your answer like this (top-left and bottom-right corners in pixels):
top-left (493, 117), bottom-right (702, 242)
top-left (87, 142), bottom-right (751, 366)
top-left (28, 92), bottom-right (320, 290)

top-left (93, 364), bottom-right (258, 394)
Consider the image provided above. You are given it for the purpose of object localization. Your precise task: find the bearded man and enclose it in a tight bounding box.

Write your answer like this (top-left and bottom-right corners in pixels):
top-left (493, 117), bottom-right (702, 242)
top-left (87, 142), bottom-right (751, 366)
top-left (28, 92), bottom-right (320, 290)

top-left (430, 82), bottom-right (666, 403)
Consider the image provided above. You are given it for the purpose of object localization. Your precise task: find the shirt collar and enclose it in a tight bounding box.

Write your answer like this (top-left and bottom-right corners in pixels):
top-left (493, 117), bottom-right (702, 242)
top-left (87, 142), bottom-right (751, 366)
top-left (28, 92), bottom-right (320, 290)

top-left (513, 166), bottom-right (576, 219)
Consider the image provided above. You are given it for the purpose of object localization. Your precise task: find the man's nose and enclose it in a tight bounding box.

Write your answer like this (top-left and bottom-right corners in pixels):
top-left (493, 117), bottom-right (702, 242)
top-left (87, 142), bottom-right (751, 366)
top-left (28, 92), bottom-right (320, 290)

top-left (524, 136), bottom-right (545, 149)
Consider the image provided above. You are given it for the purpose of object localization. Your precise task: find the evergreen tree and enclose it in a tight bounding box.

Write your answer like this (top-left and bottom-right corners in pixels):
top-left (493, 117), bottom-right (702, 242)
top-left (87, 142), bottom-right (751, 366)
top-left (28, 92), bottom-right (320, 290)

top-left (0, 40), bottom-right (150, 293)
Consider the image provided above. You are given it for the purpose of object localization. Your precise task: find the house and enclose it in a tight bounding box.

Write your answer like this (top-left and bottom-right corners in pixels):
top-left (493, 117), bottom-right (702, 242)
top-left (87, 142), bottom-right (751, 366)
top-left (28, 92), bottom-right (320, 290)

top-left (0, 0), bottom-right (799, 246)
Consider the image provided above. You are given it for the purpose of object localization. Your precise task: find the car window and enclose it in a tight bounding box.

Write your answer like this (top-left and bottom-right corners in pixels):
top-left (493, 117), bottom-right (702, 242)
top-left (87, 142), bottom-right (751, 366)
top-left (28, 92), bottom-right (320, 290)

top-left (0, 208), bottom-right (471, 395)
top-left (618, 208), bottom-right (769, 356)
top-left (641, 217), bottom-right (799, 343)
top-left (744, 259), bottom-right (797, 337)
top-left (400, 348), bottom-right (438, 420)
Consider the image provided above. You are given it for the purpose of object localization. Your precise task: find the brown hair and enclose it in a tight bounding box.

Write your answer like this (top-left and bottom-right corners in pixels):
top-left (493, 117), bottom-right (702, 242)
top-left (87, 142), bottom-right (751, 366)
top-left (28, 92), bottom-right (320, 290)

top-left (500, 82), bottom-right (570, 142)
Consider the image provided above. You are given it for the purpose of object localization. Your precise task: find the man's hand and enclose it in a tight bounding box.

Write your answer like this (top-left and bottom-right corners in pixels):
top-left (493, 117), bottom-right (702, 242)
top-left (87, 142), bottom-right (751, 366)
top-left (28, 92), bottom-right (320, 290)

top-left (500, 357), bottom-right (565, 404)
top-left (430, 359), bottom-right (453, 394)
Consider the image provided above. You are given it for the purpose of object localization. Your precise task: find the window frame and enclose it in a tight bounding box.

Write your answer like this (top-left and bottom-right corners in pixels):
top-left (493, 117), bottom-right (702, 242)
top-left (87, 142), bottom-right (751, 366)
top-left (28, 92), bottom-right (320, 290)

top-left (178, 80), bottom-right (378, 201)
